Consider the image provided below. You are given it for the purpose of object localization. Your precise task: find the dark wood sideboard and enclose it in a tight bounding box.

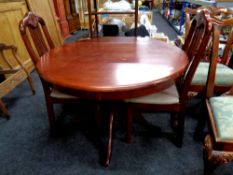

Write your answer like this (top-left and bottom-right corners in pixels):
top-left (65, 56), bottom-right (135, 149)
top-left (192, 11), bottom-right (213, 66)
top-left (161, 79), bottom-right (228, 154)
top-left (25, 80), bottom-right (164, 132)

top-left (64, 0), bottom-right (81, 33)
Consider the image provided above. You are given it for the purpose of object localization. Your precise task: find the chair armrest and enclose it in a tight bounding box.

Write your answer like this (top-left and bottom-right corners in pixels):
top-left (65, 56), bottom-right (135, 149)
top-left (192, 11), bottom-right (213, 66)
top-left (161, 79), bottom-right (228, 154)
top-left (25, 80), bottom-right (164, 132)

top-left (0, 43), bottom-right (29, 76)
top-left (0, 69), bottom-right (19, 75)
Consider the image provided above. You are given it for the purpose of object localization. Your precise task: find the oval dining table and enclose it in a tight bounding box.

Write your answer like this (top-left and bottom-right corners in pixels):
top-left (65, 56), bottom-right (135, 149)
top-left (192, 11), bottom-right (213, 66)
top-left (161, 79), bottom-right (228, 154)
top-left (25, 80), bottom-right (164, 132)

top-left (37, 36), bottom-right (188, 166)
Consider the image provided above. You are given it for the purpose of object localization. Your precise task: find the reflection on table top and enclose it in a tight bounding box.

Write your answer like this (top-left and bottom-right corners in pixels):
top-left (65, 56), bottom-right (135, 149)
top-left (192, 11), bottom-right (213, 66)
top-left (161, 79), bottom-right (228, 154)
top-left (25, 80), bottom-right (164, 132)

top-left (37, 37), bottom-right (188, 100)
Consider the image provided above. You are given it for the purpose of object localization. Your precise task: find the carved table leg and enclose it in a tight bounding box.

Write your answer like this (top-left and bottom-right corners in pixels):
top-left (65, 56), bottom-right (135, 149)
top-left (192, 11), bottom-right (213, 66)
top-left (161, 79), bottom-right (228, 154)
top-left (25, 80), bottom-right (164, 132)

top-left (203, 135), bottom-right (233, 175)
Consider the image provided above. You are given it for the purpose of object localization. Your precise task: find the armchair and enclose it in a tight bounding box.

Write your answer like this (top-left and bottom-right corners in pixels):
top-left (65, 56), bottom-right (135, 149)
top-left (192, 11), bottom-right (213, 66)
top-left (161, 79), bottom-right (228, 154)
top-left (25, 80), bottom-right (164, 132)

top-left (0, 43), bottom-right (35, 118)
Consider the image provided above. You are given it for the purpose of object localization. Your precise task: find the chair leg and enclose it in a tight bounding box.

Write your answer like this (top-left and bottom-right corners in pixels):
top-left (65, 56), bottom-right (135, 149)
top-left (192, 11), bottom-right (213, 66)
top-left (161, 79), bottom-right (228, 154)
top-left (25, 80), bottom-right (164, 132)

top-left (176, 112), bottom-right (185, 147)
top-left (126, 105), bottom-right (133, 144)
top-left (45, 99), bottom-right (56, 134)
top-left (26, 76), bottom-right (35, 95)
top-left (170, 113), bottom-right (179, 132)
top-left (95, 102), bottom-right (101, 137)
top-left (0, 99), bottom-right (10, 119)
top-left (203, 135), bottom-right (233, 175)
top-left (194, 100), bottom-right (207, 141)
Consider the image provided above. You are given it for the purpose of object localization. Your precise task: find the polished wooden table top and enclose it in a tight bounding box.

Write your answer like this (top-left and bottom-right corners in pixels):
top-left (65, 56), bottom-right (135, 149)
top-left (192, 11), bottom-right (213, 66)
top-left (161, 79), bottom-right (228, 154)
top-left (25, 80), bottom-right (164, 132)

top-left (37, 37), bottom-right (188, 100)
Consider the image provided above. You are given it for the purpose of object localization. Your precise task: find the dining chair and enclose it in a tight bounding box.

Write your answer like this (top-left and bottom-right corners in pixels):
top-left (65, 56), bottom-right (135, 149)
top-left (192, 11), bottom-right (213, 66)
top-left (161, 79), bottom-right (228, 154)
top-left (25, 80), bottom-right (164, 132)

top-left (19, 12), bottom-right (80, 133)
top-left (204, 87), bottom-right (233, 174)
top-left (0, 43), bottom-right (35, 118)
top-left (190, 8), bottom-right (233, 94)
top-left (125, 11), bottom-right (213, 147)
top-left (176, 6), bottom-right (233, 138)
top-left (202, 23), bottom-right (233, 175)
top-left (192, 14), bottom-right (233, 139)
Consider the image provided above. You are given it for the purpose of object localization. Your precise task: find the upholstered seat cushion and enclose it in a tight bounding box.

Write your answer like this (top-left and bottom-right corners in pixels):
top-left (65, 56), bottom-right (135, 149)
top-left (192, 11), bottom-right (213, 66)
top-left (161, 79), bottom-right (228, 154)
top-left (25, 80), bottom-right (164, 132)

top-left (50, 88), bottom-right (78, 99)
top-left (192, 62), bottom-right (233, 86)
top-left (209, 96), bottom-right (233, 140)
top-left (126, 84), bottom-right (179, 104)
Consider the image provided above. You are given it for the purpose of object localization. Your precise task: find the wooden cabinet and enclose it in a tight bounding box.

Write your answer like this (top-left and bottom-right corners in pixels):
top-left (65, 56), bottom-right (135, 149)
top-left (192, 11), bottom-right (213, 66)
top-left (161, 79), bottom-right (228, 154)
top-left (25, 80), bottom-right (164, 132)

top-left (64, 0), bottom-right (81, 33)
top-left (0, 1), bottom-right (33, 72)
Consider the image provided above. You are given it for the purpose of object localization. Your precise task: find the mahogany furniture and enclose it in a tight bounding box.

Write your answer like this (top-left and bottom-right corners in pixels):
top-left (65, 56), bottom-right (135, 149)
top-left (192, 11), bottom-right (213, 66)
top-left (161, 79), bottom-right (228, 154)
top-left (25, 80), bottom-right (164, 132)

top-left (184, 6), bottom-right (233, 40)
top-left (191, 15), bottom-right (233, 94)
top-left (63, 0), bottom-right (81, 33)
top-left (35, 36), bottom-right (188, 166)
top-left (204, 87), bottom-right (233, 175)
top-left (203, 23), bottom-right (233, 175)
top-left (191, 12), bottom-right (233, 138)
top-left (19, 12), bottom-right (79, 133)
top-left (125, 12), bottom-right (213, 147)
top-left (52, 0), bottom-right (70, 38)
top-left (25, 0), bottom-right (63, 47)
top-left (0, 43), bottom-right (35, 118)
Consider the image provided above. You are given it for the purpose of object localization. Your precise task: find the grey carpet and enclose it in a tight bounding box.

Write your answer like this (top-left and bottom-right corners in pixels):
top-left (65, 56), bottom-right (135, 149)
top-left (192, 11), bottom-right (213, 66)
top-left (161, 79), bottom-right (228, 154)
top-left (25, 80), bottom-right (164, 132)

top-left (1, 10), bottom-right (233, 175)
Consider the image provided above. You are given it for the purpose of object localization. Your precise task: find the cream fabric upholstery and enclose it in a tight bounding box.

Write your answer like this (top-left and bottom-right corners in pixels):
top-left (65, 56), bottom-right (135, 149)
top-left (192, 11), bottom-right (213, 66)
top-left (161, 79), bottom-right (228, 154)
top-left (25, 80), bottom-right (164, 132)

top-left (50, 88), bottom-right (78, 99)
top-left (126, 85), bottom-right (179, 104)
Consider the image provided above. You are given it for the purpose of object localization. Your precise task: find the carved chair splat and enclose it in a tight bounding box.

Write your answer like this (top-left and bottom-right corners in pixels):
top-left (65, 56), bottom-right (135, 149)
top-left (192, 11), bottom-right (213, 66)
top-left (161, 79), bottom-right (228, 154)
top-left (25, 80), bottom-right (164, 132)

top-left (19, 12), bottom-right (80, 133)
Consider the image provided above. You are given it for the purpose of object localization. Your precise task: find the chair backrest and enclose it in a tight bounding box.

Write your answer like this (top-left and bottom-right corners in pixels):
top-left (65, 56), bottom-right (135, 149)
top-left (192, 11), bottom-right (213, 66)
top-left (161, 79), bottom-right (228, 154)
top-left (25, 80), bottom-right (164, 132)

top-left (19, 12), bottom-right (55, 65)
top-left (180, 11), bottom-right (213, 101)
top-left (218, 19), bottom-right (233, 65)
top-left (184, 6), bottom-right (233, 40)
top-left (205, 17), bottom-right (233, 98)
